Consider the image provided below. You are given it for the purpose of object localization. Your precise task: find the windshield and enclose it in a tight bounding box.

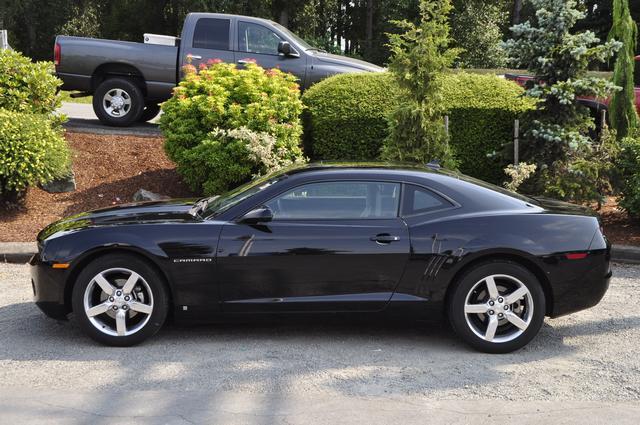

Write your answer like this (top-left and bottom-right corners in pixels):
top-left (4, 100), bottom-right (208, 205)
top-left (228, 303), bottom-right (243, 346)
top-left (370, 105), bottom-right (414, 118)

top-left (271, 22), bottom-right (313, 50)
top-left (203, 171), bottom-right (287, 218)
top-left (439, 169), bottom-right (540, 205)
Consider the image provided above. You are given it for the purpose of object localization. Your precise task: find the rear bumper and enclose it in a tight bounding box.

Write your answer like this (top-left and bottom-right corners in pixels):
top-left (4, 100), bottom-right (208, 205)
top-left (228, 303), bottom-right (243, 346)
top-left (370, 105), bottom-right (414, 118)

top-left (57, 72), bottom-right (92, 92)
top-left (29, 254), bottom-right (70, 320)
top-left (547, 249), bottom-right (611, 318)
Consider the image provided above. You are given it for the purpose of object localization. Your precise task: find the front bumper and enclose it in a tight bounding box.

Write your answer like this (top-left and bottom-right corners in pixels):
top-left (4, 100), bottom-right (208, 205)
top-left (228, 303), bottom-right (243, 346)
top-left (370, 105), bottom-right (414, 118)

top-left (29, 254), bottom-right (70, 320)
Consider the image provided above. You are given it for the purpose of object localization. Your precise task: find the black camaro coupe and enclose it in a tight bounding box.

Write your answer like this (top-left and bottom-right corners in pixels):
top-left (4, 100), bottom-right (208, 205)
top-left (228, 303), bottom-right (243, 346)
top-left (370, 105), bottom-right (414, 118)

top-left (31, 164), bottom-right (611, 353)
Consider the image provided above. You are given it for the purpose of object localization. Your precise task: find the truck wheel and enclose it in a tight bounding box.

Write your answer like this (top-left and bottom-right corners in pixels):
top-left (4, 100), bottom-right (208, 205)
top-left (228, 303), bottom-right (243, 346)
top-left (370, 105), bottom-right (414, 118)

top-left (139, 103), bottom-right (161, 122)
top-left (93, 78), bottom-right (144, 127)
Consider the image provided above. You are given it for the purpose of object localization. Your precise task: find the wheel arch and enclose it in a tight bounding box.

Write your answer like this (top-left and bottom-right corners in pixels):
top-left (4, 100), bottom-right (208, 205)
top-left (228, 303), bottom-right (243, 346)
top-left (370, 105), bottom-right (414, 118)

top-left (91, 63), bottom-right (147, 96)
top-left (444, 252), bottom-right (554, 316)
top-left (64, 246), bottom-right (174, 314)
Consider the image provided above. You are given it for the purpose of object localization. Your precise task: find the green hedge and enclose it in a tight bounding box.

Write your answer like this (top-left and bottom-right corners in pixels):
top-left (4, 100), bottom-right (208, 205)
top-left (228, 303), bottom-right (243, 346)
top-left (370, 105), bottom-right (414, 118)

top-left (303, 71), bottom-right (535, 183)
top-left (302, 72), bottom-right (400, 161)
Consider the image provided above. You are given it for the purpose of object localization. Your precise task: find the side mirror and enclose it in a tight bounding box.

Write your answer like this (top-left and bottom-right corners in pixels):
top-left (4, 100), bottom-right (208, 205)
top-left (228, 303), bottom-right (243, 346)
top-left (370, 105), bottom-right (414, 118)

top-left (240, 206), bottom-right (273, 224)
top-left (278, 41), bottom-right (292, 56)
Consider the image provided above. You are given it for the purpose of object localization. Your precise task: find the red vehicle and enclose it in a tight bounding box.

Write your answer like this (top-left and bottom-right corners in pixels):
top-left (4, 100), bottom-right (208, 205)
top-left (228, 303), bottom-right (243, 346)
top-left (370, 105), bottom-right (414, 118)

top-left (505, 55), bottom-right (640, 120)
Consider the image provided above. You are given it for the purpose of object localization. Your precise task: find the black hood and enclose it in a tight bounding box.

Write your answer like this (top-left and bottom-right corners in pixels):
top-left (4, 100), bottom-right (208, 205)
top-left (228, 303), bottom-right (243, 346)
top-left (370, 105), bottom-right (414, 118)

top-left (38, 199), bottom-right (199, 241)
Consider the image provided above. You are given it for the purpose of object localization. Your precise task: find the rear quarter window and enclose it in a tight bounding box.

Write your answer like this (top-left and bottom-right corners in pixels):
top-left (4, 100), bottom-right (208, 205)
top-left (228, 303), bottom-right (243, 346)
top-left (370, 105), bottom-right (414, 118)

top-left (193, 18), bottom-right (230, 50)
top-left (402, 184), bottom-right (452, 216)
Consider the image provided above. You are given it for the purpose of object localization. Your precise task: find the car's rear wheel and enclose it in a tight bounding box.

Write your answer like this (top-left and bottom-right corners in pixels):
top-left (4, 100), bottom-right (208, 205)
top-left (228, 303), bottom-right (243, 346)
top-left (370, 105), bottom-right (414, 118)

top-left (71, 254), bottom-right (169, 346)
top-left (448, 261), bottom-right (545, 353)
top-left (93, 78), bottom-right (144, 127)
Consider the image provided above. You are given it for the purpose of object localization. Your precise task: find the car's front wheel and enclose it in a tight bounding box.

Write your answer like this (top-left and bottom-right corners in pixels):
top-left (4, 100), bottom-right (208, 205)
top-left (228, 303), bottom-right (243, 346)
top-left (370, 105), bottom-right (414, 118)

top-left (72, 254), bottom-right (169, 346)
top-left (448, 261), bottom-right (545, 353)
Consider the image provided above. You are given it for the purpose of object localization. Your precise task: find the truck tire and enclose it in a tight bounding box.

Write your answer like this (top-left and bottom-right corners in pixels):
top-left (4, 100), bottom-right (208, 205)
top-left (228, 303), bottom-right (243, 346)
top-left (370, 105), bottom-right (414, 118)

top-left (139, 103), bottom-right (161, 122)
top-left (93, 78), bottom-right (144, 127)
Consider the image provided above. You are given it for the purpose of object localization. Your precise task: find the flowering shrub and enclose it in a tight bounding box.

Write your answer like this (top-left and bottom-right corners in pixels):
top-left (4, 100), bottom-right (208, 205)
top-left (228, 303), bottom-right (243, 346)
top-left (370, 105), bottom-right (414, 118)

top-left (177, 127), bottom-right (304, 195)
top-left (160, 61), bottom-right (305, 194)
top-left (503, 163), bottom-right (537, 192)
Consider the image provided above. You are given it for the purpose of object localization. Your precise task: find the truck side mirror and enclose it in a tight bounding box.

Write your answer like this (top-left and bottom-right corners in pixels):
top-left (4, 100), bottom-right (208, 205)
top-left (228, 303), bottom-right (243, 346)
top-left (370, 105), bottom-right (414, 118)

top-left (278, 41), bottom-right (292, 56)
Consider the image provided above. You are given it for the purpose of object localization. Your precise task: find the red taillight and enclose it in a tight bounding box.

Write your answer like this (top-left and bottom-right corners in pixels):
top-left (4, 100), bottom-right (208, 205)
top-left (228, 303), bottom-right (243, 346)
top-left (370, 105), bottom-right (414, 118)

top-left (565, 252), bottom-right (588, 260)
top-left (54, 43), bottom-right (61, 67)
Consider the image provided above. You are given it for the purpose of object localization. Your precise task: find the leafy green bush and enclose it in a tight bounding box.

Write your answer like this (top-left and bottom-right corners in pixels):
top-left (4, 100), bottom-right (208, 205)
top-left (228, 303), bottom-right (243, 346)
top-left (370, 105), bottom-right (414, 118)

top-left (177, 127), bottom-right (303, 195)
top-left (0, 49), bottom-right (62, 116)
top-left (303, 71), bottom-right (534, 183)
top-left (160, 62), bottom-right (305, 195)
top-left (0, 110), bottom-right (71, 200)
top-left (302, 73), bottom-right (400, 160)
top-left (618, 131), bottom-right (640, 218)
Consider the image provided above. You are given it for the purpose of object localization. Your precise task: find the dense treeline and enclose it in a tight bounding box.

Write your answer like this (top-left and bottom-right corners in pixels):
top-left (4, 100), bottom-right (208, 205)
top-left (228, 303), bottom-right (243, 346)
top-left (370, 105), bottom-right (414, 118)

top-left (1, 0), bottom-right (637, 65)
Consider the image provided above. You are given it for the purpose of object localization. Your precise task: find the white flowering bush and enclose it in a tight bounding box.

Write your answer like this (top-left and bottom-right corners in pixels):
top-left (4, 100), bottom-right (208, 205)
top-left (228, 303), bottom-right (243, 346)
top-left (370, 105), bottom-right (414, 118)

top-left (503, 0), bottom-right (621, 202)
top-left (504, 163), bottom-right (537, 192)
top-left (176, 127), bottom-right (305, 196)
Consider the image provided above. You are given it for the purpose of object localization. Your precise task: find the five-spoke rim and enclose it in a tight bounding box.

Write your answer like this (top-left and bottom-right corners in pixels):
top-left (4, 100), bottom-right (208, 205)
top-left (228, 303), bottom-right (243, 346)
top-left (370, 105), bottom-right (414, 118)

top-left (103, 88), bottom-right (132, 117)
top-left (463, 274), bottom-right (533, 343)
top-left (83, 268), bottom-right (154, 337)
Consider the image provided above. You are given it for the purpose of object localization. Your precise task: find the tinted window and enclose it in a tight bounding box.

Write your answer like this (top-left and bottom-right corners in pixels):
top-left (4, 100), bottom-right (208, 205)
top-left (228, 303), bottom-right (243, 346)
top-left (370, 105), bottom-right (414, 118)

top-left (238, 21), bottom-right (282, 55)
top-left (402, 185), bottom-right (450, 216)
top-left (266, 181), bottom-right (401, 220)
top-left (193, 18), bottom-right (230, 50)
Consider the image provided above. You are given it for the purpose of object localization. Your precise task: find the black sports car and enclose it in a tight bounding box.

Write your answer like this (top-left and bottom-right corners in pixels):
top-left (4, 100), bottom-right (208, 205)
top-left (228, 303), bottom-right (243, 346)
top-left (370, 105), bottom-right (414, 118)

top-left (30, 163), bottom-right (611, 353)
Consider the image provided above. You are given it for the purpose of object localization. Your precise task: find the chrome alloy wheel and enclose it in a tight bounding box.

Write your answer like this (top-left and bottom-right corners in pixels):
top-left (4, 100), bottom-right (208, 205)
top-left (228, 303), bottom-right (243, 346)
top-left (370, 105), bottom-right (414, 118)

top-left (102, 88), bottom-right (132, 117)
top-left (463, 274), bottom-right (533, 343)
top-left (83, 268), bottom-right (154, 337)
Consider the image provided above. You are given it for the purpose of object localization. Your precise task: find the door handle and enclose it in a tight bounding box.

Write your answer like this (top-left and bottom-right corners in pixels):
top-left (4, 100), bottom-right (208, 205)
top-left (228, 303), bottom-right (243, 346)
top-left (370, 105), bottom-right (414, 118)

top-left (237, 59), bottom-right (251, 64)
top-left (370, 234), bottom-right (401, 244)
top-left (188, 54), bottom-right (202, 60)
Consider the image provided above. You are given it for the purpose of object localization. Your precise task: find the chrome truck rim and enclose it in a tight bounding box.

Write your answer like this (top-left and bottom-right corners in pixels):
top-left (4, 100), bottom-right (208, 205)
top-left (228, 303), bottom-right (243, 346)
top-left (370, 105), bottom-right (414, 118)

top-left (463, 274), bottom-right (533, 343)
top-left (83, 268), bottom-right (154, 337)
top-left (103, 88), bottom-right (132, 117)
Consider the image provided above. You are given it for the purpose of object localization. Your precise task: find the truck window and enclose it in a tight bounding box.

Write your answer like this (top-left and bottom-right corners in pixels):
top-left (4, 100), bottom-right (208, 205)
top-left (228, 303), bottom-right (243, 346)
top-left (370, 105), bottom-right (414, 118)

top-left (238, 21), bottom-right (282, 55)
top-left (193, 18), bottom-right (230, 50)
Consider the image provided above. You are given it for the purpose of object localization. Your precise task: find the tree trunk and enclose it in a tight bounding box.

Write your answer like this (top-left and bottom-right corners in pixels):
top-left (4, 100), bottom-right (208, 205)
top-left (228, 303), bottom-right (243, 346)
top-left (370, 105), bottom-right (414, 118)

top-left (366, 0), bottom-right (374, 53)
top-left (279, 9), bottom-right (288, 27)
top-left (512, 0), bottom-right (523, 26)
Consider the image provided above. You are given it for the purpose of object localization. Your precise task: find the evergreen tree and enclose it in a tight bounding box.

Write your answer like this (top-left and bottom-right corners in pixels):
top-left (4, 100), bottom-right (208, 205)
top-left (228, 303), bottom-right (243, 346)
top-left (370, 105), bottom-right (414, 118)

top-left (503, 0), bottom-right (620, 201)
top-left (608, 0), bottom-right (638, 138)
top-left (382, 0), bottom-right (460, 166)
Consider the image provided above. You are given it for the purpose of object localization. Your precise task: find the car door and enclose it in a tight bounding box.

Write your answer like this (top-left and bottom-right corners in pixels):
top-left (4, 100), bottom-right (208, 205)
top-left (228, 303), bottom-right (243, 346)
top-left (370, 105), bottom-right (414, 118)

top-left (234, 20), bottom-right (307, 87)
top-left (181, 17), bottom-right (235, 71)
top-left (216, 180), bottom-right (410, 312)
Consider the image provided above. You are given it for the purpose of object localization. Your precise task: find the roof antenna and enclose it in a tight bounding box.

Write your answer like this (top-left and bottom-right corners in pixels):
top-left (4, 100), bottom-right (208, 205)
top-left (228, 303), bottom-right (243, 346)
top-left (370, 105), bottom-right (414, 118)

top-left (426, 160), bottom-right (441, 169)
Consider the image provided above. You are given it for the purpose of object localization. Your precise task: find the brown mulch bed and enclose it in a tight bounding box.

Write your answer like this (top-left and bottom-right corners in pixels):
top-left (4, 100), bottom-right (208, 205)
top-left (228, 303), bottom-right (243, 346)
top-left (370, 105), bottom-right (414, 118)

top-left (600, 197), bottom-right (640, 246)
top-left (1, 132), bottom-right (193, 242)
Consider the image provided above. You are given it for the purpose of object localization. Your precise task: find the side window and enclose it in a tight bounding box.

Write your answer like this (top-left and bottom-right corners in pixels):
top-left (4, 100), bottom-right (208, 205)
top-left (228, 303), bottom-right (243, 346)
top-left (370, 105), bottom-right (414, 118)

top-left (193, 18), bottom-right (230, 50)
top-left (238, 21), bottom-right (282, 55)
top-left (265, 181), bottom-right (401, 220)
top-left (402, 185), bottom-right (451, 216)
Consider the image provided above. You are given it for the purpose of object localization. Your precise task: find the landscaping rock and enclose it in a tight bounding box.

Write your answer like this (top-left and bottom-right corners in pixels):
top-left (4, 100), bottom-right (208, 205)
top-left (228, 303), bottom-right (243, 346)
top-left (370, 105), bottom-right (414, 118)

top-left (133, 188), bottom-right (169, 202)
top-left (41, 172), bottom-right (76, 193)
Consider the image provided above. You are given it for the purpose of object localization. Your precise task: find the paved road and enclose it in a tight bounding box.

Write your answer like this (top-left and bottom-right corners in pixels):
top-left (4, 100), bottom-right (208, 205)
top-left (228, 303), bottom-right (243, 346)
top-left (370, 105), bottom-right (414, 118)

top-left (59, 102), bottom-right (161, 137)
top-left (1, 262), bottom-right (639, 424)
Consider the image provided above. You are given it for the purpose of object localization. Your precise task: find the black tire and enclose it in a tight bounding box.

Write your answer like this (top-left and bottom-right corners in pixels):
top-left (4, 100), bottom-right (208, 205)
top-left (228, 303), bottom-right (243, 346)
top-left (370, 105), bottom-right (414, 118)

top-left (448, 261), bottom-right (545, 354)
top-left (139, 103), bottom-right (161, 122)
top-left (72, 253), bottom-right (169, 347)
top-left (93, 78), bottom-right (145, 127)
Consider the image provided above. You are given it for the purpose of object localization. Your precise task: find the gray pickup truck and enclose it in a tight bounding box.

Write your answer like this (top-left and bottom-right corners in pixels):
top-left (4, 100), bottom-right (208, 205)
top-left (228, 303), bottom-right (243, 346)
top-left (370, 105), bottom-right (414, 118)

top-left (54, 12), bottom-right (383, 127)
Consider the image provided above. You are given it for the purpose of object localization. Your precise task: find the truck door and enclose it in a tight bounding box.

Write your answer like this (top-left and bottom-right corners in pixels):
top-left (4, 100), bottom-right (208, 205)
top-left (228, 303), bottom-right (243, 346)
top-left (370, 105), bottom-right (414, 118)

top-left (234, 20), bottom-right (307, 88)
top-left (181, 17), bottom-right (235, 72)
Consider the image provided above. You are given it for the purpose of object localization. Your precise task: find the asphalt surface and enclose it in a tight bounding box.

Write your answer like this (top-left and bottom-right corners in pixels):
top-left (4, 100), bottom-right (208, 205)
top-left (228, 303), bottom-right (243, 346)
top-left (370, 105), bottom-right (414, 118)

top-left (1, 262), bottom-right (639, 423)
top-left (59, 102), bottom-right (161, 137)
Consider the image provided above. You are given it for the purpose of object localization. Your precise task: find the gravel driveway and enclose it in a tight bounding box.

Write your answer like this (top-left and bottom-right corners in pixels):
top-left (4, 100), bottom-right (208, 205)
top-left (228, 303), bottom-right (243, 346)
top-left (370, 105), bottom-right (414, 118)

top-left (1, 262), bottom-right (639, 423)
